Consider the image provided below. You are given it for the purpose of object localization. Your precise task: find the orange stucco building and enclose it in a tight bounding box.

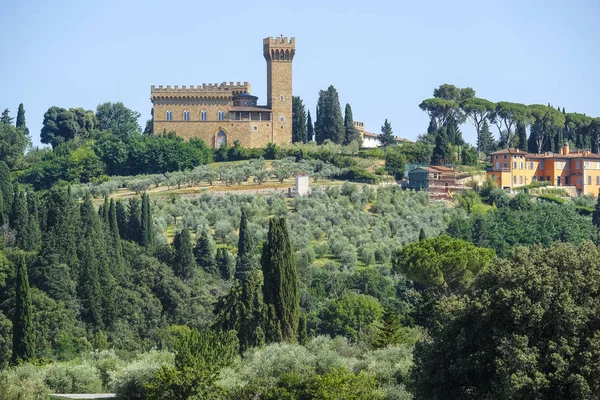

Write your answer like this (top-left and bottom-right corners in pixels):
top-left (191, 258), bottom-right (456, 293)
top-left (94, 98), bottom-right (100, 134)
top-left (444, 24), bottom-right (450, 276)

top-left (487, 144), bottom-right (600, 196)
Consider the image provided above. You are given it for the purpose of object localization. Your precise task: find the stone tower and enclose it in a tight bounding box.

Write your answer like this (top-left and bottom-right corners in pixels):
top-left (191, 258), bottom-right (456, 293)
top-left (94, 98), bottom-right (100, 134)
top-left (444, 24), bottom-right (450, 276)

top-left (263, 36), bottom-right (295, 145)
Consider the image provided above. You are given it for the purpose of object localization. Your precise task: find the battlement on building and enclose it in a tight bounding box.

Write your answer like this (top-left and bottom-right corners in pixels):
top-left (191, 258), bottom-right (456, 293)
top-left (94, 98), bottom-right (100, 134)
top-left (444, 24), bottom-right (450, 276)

top-left (263, 36), bottom-right (295, 46)
top-left (151, 81), bottom-right (251, 94)
top-left (353, 121), bottom-right (365, 132)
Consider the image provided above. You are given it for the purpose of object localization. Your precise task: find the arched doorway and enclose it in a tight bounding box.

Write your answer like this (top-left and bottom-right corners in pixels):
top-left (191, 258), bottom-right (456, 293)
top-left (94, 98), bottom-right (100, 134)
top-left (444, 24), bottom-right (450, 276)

top-left (216, 130), bottom-right (227, 148)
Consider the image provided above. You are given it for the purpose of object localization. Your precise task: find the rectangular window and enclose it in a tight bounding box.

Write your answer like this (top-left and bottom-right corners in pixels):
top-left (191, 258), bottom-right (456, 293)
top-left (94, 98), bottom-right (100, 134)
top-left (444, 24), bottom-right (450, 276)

top-left (495, 161), bottom-right (500, 169)
top-left (513, 176), bottom-right (517, 184)
top-left (589, 176), bottom-right (592, 185)
top-left (503, 162), bottom-right (508, 168)
top-left (532, 176), bottom-right (537, 182)
top-left (520, 162), bottom-right (524, 170)
top-left (547, 176), bottom-right (551, 182)
top-left (519, 176), bottom-right (523, 184)
top-left (576, 161), bottom-right (581, 169)
top-left (513, 162), bottom-right (517, 169)
top-left (540, 176), bottom-right (544, 181)
top-left (529, 162), bottom-right (534, 169)
top-left (597, 176), bottom-right (600, 185)
top-left (540, 161), bottom-right (545, 170)
top-left (503, 155), bottom-right (507, 159)
top-left (578, 178), bottom-right (582, 184)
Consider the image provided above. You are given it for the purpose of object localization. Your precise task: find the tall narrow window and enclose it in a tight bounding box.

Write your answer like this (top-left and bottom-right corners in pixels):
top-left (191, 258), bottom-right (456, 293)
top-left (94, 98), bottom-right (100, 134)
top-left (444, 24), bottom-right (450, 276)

top-left (280, 95), bottom-right (284, 101)
top-left (166, 110), bottom-right (172, 121)
top-left (201, 110), bottom-right (207, 121)
top-left (218, 110), bottom-right (225, 121)
top-left (216, 130), bottom-right (227, 148)
top-left (183, 110), bottom-right (190, 121)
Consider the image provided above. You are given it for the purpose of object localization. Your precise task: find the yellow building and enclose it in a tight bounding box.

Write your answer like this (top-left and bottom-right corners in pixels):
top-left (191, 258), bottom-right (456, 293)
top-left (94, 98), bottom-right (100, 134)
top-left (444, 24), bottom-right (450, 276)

top-left (487, 144), bottom-right (600, 196)
top-left (151, 36), bottom-right (295, 148)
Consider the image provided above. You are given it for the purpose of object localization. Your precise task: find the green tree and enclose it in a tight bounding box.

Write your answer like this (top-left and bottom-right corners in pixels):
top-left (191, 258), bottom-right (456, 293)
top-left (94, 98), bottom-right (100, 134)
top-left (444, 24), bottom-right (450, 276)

top-left (95, 102), bottom-right (141, 139)
top-left (173, 227), bottom-right (196, 281)
top-left (15, 104), bottom-right (28, 136)
top-left (140, 193), bottom-right (154, 247)
top-left (143, 118), bottom-right (154, 135)
top-left (516, 121), bottom-right (527, 150)
top-left (319, 292), bottom-right (383, 342)
top-left (343, 104), bottom-right (361, 145)
top-left (315, 86), bottom-right (345, 144)
top-left (127, 197), bottom-right (141, 244)
top-left (0, 109), bottom-right (13, 124)
top-left (261, 217), bottom-right (300, 342)
top-left (379, 119), bottom-right (395, 147)
top-left (107, 199), bottom-right (124, 277)
top-left (393, 235), bottom-right (495, 296)
top-left (0, 118), bottom-right (29, 168)
top-left (461, 97), bottom-right (495, 157)
top-left (0, 311), bottom-right (11, 368)
top-left (145, 329), bottom-right (238, 400)
top-left (307, 110), bottom-right (314, 142)
top-left (490, 102), bottom-right (531, 148)
top-left (213, 209), bottom-right (266, 352)
top-left (115, 200), bottom-right (128, 241)
top-left (23, 191), bottom-right (41, 252)
top-left (0, 187), bottom-right (4, 227)
top-left (292, 96), bottom-right (307, 143)
top-left (12, 254), bottom-right (35, 364)
top-left (40, 106), bottom-right (97, 148)
top-left (10, 188), bottom-right (28, 248)
top-left (371, 307), bottom-right (410, 349)
top-left (419, 227), bottom-right (426, 241)
top-left (478, 119), bottom-right (496, 155)
top-left (0, 162), bottom-right (12, 214)
top-left (215, 247), bottom-right (233, 280)
top-left (384, 147), bottom-right (406, 179)
top-left (412, 242), bottom-right (600, 400)
top-left (194, 227), bottom-right (217, 274)
top-left (431, 127), bottom-right (453, 165)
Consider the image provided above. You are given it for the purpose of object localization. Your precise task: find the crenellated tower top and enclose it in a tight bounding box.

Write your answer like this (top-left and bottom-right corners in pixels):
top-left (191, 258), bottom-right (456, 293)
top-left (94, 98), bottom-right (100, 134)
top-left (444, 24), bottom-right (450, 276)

top-left (263, 36), bottom-right (295, 62)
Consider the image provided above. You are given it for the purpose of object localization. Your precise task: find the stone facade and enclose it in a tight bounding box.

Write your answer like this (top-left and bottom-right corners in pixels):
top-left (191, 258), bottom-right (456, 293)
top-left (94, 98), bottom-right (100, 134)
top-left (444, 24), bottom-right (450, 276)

top-left (151, 36), bottom-right (295, 148)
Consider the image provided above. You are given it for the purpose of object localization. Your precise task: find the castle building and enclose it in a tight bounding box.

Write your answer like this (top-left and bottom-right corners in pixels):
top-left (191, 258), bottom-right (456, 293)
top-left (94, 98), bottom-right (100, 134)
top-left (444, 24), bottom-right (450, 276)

top-left (151, 36), bottom-right (295, 148)
top-left (487, 144), bottom-right (600, 196)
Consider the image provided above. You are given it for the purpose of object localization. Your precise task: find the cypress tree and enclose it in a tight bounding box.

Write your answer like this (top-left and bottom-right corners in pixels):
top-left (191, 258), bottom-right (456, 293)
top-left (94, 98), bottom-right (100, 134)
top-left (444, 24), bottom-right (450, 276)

top-left (41, 186), bottom-right (79, 269)
top-left (101, 196), bottom-right (110, 225)
top-left (10, 188), bottom-right (28, 248)
top-left (0, 186), bottom-right (4, 227)
top-left (419, 228), bottom-right (426, 241)
top-left (23, 192), bottom-right (41, 252)
top-left (478, 120), bottom-right (495, 155)
top-left (78, 195), bottom-right (113, 328)
top-left (12, 254), bottom-right (34, 364)
top-left (307, 110), bottom-right (314, 142)
top-left (446, 117), bottom-right (464, 146)
top-left (127, 197), bottom-right (141, 244)
top-left (108, 199), bottom-right (124, 276)
top-left (235, 208), bottom-right (255, 278)
top-left (432, 127), bottom-right (453, 165)
top-left (314, 86), bottom-right (345, 144)
top-left (194, 227), bottom-right (217, 274)
top-left (379, 119), bottom-right (396, 147)
top-left (261, 217), bottom-right (300, 342)
top-left (216, 248), bottom-right (233, 280)
top-left (115, 200), bottom-right (128, 241)
top-left (140, 193), bottom-right (154, 247)
top-left (427, 118), bottom-right (438, 136)
top-left (15, 104), bottom-right (29, 137)
top-left (516, 121), bottom-right (527, 151)
top-left (173, 227), bottom-right (196, 281)
top-left (344, 103), bottom-right (361, 145)
top-left (0, 109), bottom-right (13, 124)
top-left (292, 96), bottom-right (307, 143)
top-left (213, 209), bottom-right (265, 352)
top-left (297, 313), bottom-right (308, 345)
top-left (0, 178), bottom-right (8, 218)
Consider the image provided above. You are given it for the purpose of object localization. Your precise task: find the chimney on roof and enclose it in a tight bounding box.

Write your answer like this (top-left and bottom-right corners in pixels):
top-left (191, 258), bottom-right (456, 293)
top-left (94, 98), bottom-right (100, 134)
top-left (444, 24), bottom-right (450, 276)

top-left (559, 147), bottom-right (564, 155)
top-left (563, 142), bottom-right (569, 155)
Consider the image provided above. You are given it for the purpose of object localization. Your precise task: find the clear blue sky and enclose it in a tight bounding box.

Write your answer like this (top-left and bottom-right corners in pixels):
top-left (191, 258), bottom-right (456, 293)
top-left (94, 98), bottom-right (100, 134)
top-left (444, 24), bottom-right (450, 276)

top-left (1, 0), bottom-right (598, 147)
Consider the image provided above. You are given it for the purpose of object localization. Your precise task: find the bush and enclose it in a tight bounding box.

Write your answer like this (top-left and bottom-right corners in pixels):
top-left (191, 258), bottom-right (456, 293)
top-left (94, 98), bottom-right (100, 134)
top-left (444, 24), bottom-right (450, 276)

top-left (110, 350), bottom-right (174, 399)
top-left (44, 362), bottom-right (103, 394)
top-left (0, 364), bottom-right (49, 400)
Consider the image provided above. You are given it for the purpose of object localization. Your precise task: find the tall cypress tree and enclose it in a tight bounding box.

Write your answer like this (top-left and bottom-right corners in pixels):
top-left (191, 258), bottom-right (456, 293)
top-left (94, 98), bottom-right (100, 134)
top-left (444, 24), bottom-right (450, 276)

top-left (292, 96), bottom-right (307, 143)
top-left (314, 86), bottom-right (345, 144)
top-left (127, 197), bottom-right (141, 244)
top-left (261, 217), bottom-right (300, 342)
top-left (173, 227), bottom-right (196, 281)
top-left (78, 195), bottom-right (114, 328)
top-left (372, 307), bottom-right (406, 349)
top-left (108, 199), bottom-right (124, 276)
top-left (12, 254), bottom-right (34, 364)
top-left (307, 110), bottom-right (314, 142)
top-left (15, 104), bottom-right (29, 137)
top-left (0, 162), bottom-right (12, 215)
top-left (141, 193), bottom-right (154, 247)
top-left (10, 189), bottom-right (28, 249)
top-left (0, 187), bottom-right (4, 227)
top-left (478, 120), bottom-right (496, 155)
top-left (516, 121), bottom-right (527, 151)
top-left (213, 209), bottom-right (265, 352)
top-left (343, 104), bottom-right (361, 145)
top-left (115, 200), bottom-right (128, 241)
top-left (194, 227), bottom-right (217, 274)
top-left (216, 248), bottom-right (233, 280)
top-left (432, 127), bottom-right (453, 165)
top-left (379, 119), bottom-right (396, 147)
top-left (23, 192), bottom-right (41, 252)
